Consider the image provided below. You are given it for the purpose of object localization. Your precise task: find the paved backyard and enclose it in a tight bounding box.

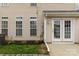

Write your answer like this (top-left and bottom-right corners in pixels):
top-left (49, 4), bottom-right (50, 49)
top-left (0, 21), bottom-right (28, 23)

top-left (48, 44), bottom-right (79, 56)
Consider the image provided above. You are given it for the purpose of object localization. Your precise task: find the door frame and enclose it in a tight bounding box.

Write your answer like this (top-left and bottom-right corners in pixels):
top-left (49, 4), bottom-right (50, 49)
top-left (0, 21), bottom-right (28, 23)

top-left (52, 18), bottom-right (62, 41)
top-left (52, 18), bottom-right (75, 43)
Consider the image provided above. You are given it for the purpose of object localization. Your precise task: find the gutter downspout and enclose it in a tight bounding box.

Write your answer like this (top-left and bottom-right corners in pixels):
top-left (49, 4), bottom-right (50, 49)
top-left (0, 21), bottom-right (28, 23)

top-left (44, 16), bottom-right (50, 52)
top-left (44, 41), bottom-right (50, 52)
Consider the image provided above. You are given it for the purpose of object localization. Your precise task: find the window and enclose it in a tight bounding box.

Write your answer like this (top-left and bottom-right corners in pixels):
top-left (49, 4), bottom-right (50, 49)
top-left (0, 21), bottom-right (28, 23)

top-left (2, 17), bottom-right (8, 35)
top-left (30, 3), bottom-right (37, 7)
top-left (30, 17), bottom-right (37, 36)
top-left (0, 3), bottom-right (9, 7)
top-left (16, 17), bottom-right (22, 36)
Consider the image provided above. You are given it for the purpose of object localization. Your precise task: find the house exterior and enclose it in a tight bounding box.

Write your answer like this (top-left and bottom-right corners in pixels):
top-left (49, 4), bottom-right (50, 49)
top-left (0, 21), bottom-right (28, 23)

top-left (0, 3), bottom-right (79, 44)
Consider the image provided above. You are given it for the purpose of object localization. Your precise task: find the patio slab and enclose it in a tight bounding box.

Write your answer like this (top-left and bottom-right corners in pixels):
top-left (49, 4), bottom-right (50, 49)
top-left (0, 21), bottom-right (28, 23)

top-left (47, 44), bottom-right (79, 56)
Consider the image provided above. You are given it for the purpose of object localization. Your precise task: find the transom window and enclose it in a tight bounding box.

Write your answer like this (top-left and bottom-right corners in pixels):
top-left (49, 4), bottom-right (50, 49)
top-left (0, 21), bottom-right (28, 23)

top-left (30, 17), bottom-right (37, 19)
top-left (2, 17), bottom-right (8, 19)
top-left (30, 17), bottom-right (37, 36)
top-left (16, 17), bottom-right (22, 19)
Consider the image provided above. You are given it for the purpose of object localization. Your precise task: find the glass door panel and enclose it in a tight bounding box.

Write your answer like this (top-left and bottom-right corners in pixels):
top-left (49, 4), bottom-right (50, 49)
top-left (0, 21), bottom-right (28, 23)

top-left (54, 20), bottom-right (60, 38)
top-left (64, 21), bottom-right (71, 38)
top-left (63, 19), bottom-right (72, 41)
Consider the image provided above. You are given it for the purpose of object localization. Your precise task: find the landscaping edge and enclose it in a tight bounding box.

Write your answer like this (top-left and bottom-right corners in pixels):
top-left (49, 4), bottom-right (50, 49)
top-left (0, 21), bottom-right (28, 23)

top-left (0, 54), bottom-right (49, 56)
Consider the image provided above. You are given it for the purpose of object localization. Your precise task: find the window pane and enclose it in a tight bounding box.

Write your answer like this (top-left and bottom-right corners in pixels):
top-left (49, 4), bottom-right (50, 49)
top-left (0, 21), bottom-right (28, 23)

top-left (16, 29), bottom-right (22, 36)
top-left (30, 29), bottom-right (37, 36)
top-left (2, 21), bottom-right (8, 29)
top-left (16, 21), bottom-right (22, 29)
top-left (30, 21), bottom-right (36, 29)
top-left (2, 29), bottom-right (8, 35)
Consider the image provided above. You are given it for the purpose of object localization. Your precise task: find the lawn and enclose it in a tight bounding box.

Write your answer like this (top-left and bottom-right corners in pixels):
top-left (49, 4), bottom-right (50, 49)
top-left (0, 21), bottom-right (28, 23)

top-left (0, 44), bottom-right (48, 54)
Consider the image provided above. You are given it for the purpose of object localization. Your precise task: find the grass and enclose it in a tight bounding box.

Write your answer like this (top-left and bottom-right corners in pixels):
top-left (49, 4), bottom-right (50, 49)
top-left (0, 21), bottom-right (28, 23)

top-left (0, 44), bottom-right (48, 54)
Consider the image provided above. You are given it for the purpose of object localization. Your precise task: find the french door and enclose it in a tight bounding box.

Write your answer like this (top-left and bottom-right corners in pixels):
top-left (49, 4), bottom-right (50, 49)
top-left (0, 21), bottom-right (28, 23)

top-left (53, 18), bottom-right (73, 42)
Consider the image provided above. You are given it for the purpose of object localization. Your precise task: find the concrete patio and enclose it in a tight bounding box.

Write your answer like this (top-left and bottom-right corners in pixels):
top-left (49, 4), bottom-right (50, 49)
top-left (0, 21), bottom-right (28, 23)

top-left (48, 44), bottom-right (79, 56)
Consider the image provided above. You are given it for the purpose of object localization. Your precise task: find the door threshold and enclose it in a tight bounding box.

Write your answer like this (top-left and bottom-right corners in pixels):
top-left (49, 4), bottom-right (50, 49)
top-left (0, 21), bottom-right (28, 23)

top-left (52, 41), bottom-right (74, 44)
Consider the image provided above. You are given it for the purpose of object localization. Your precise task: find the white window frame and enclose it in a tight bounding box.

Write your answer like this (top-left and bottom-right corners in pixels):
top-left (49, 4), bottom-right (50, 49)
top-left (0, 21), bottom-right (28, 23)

top-left (30, 17), bottom-right (37, 36)
top-left (1, 16), bottom-right (8, 35)
top-left (16, 16), bottom-right (23, 36)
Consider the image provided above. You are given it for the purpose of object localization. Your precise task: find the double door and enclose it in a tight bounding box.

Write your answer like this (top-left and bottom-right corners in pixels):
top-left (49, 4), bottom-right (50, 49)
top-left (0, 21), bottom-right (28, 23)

top-left (53, 18), bottom-right (73, 41)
